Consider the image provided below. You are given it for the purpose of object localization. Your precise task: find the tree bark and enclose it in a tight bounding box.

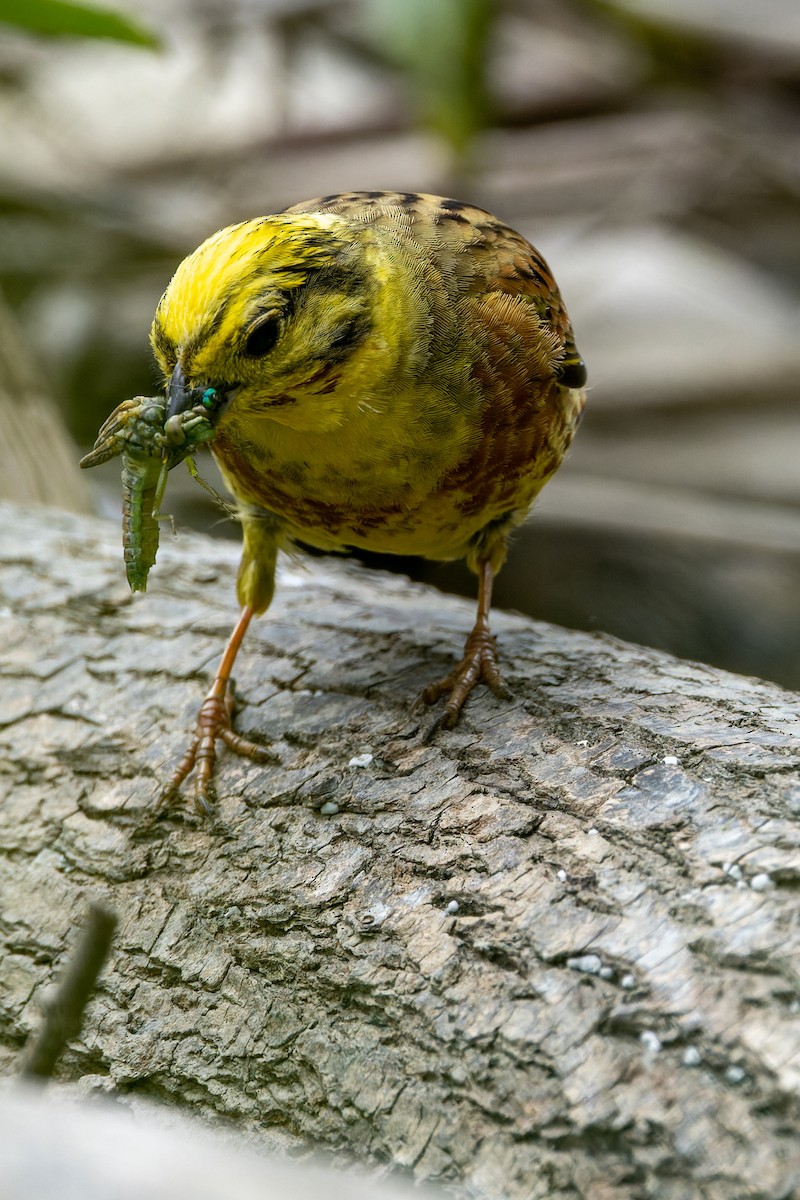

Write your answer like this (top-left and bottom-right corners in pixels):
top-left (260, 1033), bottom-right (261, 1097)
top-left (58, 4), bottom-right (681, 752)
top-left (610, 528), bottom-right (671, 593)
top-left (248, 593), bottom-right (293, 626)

top-left (0, 501), bottom-right (798, 1200)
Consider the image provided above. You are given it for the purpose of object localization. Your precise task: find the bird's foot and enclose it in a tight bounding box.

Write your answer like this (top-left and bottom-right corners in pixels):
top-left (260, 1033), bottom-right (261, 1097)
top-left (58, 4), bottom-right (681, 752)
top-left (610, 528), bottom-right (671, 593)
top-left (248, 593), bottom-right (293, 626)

top-left (418, 623), bottom-right (512, 732)
top-left (160, 678), bottom-right (276, 816)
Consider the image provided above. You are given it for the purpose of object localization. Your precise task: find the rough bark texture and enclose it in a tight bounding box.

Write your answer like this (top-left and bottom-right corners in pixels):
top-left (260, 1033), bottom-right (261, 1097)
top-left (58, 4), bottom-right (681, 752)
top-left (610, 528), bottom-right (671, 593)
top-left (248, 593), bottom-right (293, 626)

top-left (0, 501), bottom-right (799, 1200)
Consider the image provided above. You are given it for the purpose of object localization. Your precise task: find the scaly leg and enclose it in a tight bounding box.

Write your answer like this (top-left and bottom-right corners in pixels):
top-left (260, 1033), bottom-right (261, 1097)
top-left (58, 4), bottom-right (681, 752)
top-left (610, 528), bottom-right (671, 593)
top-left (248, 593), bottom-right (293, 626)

top-left (419, 559), bottom-right (511, 728)
top-left (162, 604), bottom-right (274, 814)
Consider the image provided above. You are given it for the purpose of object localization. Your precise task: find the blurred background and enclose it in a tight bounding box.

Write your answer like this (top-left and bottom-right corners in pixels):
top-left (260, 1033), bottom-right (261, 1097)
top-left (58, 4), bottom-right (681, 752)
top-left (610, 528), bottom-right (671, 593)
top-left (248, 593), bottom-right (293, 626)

top-left (1, 0), bottom-right (799, 687)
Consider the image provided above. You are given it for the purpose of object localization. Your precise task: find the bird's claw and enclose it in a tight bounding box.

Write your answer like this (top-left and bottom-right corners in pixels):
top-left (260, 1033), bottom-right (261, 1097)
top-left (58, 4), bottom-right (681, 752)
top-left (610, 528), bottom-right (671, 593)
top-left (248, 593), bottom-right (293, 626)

top-left (417, 624), bottom-right (511, 734)
top-left (161, 679), bottom-right (275, 815)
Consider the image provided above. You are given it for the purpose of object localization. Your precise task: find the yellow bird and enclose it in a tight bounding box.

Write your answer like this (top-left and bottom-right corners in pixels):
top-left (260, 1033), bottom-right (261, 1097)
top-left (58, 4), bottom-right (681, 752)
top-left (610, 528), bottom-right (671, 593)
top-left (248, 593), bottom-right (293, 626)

top-left (149, 191), bottom-right (587, 810)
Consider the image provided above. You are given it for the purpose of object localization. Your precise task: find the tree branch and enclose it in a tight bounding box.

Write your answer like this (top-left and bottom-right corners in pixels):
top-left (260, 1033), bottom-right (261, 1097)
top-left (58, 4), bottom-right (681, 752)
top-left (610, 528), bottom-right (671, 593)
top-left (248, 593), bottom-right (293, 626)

top-left (21, 902), bottom-right (117, 1080)
top-left (0, 502), bottom-right (798, 1199)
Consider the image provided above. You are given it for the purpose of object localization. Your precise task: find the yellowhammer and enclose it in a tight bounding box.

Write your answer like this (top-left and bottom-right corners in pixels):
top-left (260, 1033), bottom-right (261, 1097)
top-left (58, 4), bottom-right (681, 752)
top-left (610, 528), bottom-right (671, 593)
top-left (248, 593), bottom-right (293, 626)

top-left (119, 191), bottom-right (587, 809)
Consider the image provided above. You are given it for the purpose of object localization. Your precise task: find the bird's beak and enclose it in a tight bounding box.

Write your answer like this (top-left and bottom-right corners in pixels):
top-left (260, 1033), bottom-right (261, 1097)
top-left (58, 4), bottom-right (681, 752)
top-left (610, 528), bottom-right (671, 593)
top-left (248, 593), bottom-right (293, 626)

top-left (166, 362), bottom-right (195, 420)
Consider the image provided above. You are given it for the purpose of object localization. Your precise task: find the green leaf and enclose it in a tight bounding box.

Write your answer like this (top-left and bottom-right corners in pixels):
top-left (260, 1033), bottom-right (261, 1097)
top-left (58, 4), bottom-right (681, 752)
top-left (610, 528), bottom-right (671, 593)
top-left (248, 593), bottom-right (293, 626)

top-left (0, 0), bottom-right (161, 48)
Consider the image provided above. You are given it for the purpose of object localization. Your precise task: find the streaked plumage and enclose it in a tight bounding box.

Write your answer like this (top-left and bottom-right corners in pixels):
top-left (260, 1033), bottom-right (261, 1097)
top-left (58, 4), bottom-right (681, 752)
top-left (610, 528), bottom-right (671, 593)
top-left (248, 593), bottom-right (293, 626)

top-left (144, 190), bottom-right (587, 809)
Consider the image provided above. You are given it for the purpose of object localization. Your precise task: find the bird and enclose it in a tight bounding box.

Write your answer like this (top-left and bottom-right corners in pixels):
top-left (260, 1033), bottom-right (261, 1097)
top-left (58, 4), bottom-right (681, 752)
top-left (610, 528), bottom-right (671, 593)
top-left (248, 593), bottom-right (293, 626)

top-left (148, 190), bottom-right (587, 811)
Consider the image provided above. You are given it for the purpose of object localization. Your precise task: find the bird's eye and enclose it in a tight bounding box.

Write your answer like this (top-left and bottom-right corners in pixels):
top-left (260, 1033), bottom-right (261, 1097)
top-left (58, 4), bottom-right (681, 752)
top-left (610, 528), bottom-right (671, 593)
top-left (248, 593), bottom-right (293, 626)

top-left (244, 314), bottom-right (281, 358)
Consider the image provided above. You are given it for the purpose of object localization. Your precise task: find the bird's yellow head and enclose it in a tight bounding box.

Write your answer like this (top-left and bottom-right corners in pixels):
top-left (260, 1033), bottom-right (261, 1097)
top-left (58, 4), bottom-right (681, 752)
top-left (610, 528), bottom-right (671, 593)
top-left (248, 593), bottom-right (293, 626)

top-left (150, 213), bottom-right (376, 432)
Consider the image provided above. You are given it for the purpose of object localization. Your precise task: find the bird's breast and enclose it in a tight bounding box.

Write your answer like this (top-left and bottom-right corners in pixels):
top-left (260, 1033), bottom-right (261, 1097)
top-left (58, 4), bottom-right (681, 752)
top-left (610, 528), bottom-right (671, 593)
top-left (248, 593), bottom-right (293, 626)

top-left (210, 370), bottom-right (583, 562)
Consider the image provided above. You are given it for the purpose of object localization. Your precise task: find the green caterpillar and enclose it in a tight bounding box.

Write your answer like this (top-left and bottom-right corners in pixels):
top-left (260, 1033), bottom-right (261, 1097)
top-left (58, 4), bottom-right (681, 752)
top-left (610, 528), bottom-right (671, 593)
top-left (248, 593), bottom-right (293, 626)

top-left (81, 396), bottom-right (216, 592)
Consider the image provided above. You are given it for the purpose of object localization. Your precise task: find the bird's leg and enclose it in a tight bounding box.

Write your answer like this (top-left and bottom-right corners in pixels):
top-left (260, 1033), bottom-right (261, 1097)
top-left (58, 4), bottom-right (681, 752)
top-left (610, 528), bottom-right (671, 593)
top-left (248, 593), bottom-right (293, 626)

top-left (162, 604), bottom-right (274, 814)
top-left (419, 559), bottom-right (511, 728)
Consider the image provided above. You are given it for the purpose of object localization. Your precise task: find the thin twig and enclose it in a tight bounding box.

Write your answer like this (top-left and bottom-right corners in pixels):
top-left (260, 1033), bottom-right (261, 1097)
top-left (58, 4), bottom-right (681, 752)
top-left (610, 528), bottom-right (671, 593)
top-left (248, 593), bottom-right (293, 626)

top-left (20, 902), bottom-right (118, 1080)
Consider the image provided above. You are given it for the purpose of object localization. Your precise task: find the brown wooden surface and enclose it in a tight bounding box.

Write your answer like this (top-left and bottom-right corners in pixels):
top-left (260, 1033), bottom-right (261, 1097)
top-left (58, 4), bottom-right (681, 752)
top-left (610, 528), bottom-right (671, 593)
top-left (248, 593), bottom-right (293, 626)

top-left (0, 502), bottom-right (799, 1200)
